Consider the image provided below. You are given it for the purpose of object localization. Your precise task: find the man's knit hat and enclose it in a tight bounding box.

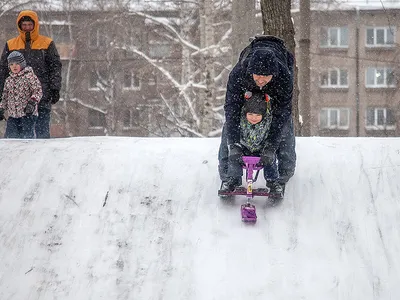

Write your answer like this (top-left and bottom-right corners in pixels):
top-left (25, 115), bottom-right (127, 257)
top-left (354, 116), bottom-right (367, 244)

top-left (247, 49), bottom-right (278, 77)
top-left (7, 51), bottom-right (27, 69)
top-left (243, 91), bottom-right (268, 116)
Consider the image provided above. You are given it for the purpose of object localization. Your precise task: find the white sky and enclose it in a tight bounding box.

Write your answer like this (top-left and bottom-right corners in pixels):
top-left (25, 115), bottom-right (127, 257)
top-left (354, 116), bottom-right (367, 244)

top-left (0, 136), bottom-right (399, 299)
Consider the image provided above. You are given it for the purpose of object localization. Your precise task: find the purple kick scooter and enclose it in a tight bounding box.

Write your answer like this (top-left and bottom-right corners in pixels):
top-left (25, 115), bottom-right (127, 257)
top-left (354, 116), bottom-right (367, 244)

top-left (218, 156), bottom-right (271, 223)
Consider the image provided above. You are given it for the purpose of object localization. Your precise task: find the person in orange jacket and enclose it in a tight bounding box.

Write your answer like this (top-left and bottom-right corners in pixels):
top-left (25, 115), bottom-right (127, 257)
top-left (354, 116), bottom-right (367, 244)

top-left (0, 10), bottom-right (62, 138)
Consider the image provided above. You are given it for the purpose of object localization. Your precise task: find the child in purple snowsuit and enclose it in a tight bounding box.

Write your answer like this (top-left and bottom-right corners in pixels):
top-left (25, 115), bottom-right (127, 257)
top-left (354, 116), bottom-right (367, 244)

top-left (0, 51), bottom-right (42, 138)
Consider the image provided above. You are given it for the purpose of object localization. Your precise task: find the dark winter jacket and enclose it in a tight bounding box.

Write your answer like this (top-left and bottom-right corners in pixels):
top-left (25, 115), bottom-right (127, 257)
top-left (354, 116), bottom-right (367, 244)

top-left (224, 36), bottom-right (294, 152)
top-left (0, 10), bottom-right (62, 109)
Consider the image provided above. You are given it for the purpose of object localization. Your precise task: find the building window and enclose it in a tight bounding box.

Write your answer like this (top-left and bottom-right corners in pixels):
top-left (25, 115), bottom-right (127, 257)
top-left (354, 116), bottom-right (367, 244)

top-left (49, 24), bottom-right (71, 44)
top-left (89, 70), bottom-right (107, 90)
top-left (320, 108), bottom-right (350, 129)
top-left (123, 70), bottom-right (141, 90)
top-left (124, 30), bottom-right (141, 58)
top-left (89, 72), bottom-right (98, 90)
top-left (366, 67), bottom-right (396, 87)
top-left (149, 40), bottom-right (173, 58)
top-left (88, 109), bottom-right (106, 128)
top-left (320, 68), bottom-right (348, 87)
top-left (366, 107), bottom-right (396, 130)
top-left (89, 28), bottom-right (107, 48)
top-left (123, 109), bottom-right (140, 129)
top-left (148, 74), bottom-right (156, 86)
top-left (320, 27), bottom-right (348, 48)
top-left (366, 27), bottom-right (395, 47)
top-left (124, 29), bottom-right (141, 46)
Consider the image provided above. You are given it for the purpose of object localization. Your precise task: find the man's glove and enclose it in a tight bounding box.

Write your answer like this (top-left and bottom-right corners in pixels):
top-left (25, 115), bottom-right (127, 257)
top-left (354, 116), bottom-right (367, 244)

top-left (50, 89), bottom-right (60, 104)
top-left (261, 146), bottom-right (276, 166)
top-left (0, 108), bottom-right (4, 121)
top-left (24, 100), bottom-right (37, 115)
top-left (228, 143), bottom-right (244, 164)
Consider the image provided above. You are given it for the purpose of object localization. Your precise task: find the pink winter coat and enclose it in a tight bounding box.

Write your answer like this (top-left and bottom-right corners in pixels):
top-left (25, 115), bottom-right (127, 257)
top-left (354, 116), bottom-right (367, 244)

top-left (0, 66), bottom-right (42, 118)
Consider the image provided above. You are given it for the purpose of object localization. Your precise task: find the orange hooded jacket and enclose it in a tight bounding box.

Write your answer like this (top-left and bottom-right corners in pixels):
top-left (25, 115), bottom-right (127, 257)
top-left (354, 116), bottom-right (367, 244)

top-left (0, 10), bottom-right (62, 109)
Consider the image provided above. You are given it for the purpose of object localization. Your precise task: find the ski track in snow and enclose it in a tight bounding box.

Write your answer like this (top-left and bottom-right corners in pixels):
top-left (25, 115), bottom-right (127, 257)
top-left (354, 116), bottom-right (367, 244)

top-left (0, 137), bottom-right (399, 300)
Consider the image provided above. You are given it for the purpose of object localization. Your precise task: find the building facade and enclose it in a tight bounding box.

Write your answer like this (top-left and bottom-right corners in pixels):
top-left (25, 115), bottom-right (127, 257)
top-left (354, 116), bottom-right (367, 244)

top-left (293, 8), bottom-right (400, 137)
top-left (0, 6), bottom-right (399, 138)
top-left (0, 9), bottom-right (229, 138)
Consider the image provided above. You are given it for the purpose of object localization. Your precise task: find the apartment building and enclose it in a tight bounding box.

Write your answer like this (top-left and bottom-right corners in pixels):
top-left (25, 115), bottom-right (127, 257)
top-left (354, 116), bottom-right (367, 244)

top-left (293, 7), bottom-right (400, 137)
top-left (0, 5), bottom-right (398, 138)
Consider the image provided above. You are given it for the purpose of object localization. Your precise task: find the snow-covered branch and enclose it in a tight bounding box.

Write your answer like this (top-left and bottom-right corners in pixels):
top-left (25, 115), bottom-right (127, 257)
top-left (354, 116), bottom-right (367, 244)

top-left (128, 11), bottom-right (200, 52)
top-left (68, 97), bottom-right (107, 114)
top-left (115, 44), bottom-right (201, 127)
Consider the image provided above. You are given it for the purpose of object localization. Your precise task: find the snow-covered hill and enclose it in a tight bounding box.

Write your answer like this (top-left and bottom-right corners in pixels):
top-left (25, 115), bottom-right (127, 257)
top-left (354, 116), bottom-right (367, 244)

top-left (0, 137), bottom-right (399, 300)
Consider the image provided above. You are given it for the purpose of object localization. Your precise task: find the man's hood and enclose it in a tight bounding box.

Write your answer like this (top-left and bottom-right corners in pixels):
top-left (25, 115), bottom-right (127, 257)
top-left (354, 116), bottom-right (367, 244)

top-left (247, 49), bottom-right (279, 77)
top-left (17, 10), bottom-right (40, 42)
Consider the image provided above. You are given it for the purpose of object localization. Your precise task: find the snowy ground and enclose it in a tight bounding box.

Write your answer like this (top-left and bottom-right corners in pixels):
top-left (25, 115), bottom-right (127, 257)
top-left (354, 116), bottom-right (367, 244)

top-left (0, 136), bottom-right (399, 300)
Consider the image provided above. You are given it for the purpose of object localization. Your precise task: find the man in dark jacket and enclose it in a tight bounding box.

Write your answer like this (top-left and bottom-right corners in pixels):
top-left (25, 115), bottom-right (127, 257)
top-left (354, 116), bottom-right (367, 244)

top-left (218, 35), bottom-right (296, 197)
top-left (0, 10), bottom-right (62, 138)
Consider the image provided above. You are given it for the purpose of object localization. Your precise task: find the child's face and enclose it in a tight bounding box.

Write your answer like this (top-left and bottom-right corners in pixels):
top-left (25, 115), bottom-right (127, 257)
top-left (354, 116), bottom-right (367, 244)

top-left (246, 113), bottom-right (263, 125)
top-left (9, 62), bottom-right (21, 74)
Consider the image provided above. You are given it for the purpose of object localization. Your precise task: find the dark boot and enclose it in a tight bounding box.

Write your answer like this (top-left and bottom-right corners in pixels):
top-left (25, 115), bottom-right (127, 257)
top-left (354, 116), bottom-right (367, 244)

top-left (266, 180), bottom-right (283, 199)
top-left (220, 177), bottom-right (242, 192)
top-left (278, 169), bottom-right (294, 184)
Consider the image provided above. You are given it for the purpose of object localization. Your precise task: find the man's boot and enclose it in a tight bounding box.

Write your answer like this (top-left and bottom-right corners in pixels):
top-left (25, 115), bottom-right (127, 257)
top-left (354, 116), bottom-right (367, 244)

top-left (266, 180), bottom-right (283, 199)
top-left (220, 177), bottom-right (242, 192)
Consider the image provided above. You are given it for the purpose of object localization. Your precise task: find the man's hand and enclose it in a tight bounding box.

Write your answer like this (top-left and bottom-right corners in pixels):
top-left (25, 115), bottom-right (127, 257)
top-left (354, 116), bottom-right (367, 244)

top-left (261, 146), bottom-right (276, 166)
top-left (50, 89), bottom-right (60, 104)
top-left (228, 143), bottom-right (243, 164)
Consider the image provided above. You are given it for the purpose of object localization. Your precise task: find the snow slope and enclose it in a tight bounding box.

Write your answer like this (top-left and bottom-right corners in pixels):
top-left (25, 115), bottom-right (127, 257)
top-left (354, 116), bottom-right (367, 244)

top-left (0, 137), bottom-right (399, 300)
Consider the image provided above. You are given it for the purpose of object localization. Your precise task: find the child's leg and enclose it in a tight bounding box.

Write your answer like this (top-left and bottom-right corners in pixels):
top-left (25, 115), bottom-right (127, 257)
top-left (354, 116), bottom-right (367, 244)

top-left (263, 158), bottom-right (279, 182)
top-left (5, 117), bottom-right (22, 138)
top-left (20, 115), bottom-right (37, 139)
top-left (227, 158), bottom-right (243, 180)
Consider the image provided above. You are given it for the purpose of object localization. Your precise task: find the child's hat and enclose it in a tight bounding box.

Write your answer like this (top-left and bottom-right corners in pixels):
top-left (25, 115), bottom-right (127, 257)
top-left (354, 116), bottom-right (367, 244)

top-left (243, 91), bottom-right (268, 115)
top-left (7, 51), bottom-right (27, 69)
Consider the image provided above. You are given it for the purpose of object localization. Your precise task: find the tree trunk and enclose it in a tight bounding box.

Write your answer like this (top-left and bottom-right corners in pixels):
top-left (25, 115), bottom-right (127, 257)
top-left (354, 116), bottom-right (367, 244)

top-left (298, 0), bottom-right (311, 136)
top-left (260, 0), bottom-right (302, 135)
top-left (231, 0), bottom-right (259, 65)
top-left (199, 0), bottom-right (216, 135)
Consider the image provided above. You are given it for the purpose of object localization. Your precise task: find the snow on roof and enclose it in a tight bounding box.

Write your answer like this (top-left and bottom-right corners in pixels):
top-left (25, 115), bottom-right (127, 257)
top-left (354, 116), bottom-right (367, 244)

top-left (292, 0), bottom-right (400, 11)
top-left (26, 0), bottom-right (179, 11)
top-left (40, 20), bottom-right (73, 26)
top-left (144, 17), bottom-right (181, 26)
